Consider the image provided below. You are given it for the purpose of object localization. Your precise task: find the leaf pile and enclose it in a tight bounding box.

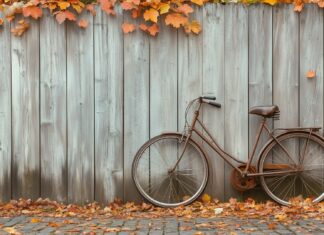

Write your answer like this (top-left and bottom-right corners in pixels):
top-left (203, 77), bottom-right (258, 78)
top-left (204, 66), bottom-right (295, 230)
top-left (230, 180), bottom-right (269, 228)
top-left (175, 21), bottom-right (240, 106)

top-left (0, 197), bottom-right (322, 223)
top-left (1, 0), bottom-right (324, 37)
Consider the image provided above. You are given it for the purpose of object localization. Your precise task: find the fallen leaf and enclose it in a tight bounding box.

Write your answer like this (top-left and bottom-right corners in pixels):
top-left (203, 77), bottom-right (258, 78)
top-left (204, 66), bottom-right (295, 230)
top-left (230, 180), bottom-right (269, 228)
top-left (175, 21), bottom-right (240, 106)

top-left (122, 22), bottom-right (136, 33)
top-left (214, 207), bottom-right (223, 215)
top-left (3, 227), bottom-right (21, 235)
top-left (22, 6), bottom-right (42, 19)
top-left (78, 19), bottom-right (88, 28)
top-left (306, 70), bottom-right (316, 78)
top-left (48, 222), bottom-right (60, 227)
top-left (268, 223), bottom-right (277, 229)
top-left (31, 218), bottom-right (41, 223)
top-left (201, 193), bottom-right (211, 203)
top-left (165, 13), bottom-right (188, 28)
top-left (263, 0), bottom-right (277, 6)
top-left (143, 8), bottom-right (159, 23)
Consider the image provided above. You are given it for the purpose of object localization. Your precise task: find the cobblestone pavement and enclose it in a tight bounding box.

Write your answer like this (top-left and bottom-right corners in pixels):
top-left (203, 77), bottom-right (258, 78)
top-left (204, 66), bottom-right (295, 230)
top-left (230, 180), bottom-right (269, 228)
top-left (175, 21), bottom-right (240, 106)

top-left (0, 216), bottom-right (323, 234)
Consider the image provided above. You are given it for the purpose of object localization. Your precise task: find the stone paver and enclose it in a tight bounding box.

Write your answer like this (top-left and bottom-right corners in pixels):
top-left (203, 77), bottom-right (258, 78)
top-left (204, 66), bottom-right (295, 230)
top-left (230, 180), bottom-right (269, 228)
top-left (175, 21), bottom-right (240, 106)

top-left (0, 216), bottom-right (322, 234)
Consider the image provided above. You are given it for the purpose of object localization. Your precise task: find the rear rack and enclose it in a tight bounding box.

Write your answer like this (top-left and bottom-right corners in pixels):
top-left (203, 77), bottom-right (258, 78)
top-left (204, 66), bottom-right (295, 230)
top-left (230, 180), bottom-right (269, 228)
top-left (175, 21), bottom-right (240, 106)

top-left (273, 127), bottom-right (322, 133)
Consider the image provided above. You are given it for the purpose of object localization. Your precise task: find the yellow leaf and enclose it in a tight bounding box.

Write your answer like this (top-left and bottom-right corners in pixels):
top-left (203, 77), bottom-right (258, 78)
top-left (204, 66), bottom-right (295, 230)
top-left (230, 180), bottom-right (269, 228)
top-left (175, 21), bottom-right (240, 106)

top-left (159, 3), bottom-right (170, 14)
top-left (262, 0), bottom-right (277, 6)
top-left (58, 2), bottom-right (70, 10)
top-left (31, 218), bottom-right (41, 223)
top-left (143, 8), bottom-right (159, 23)
top-left (201, 193), bottom-right (211, 203)
top-left (72, 4), bottom-right (83, 14)
top-left (191, 0), bottom-right (204, 6)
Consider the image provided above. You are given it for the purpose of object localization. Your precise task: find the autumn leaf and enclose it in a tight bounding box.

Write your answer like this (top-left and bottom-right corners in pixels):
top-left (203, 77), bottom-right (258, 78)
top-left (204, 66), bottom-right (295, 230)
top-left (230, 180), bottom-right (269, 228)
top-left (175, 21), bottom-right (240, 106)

top-left (121, 2), bottom-right (134, 10)
top-left (201, 193), bottom-right (211, 203)
top-left (100, 0), bottom-right (116, 15)
top-left (11, 19), bottom-right (29, 36)
top-left (55, 10), bottom-right (76, 24)
top-left (132, 0), bottom-right (140, 5)
top-left (3, 227), bottom-right (21, 235)
top-left (48, 221), bottom-right (60, 227)
top-left (306, 70), bottom-right (316, 78)
top-left (159, 3), bottom-right (170, 14)
top-left (177, 4), bottom-right (194, 16)
top-left (293, 0), bottom-right (303, 12)
top-left (143, 8), bottom-right (159, 23)
top-left (165, 13), bottom-right (188, 28)
top-left (22, 6), bottom-right (42, 19)
top-left (78, 19), bottom-right (88, 28)
top-left (0, 18), bottom-right (3, 26)
top-left (122, 22), bottom-right (136, 33)
top-left (86, 4), bottom-right (96, 16)
top-left (191, 0), bottom-right (204, 6)
top-left (131, 9), bottom-right (140, 18)
top-left (58, 2), bottom-right (70, 10)
top-left (268, 223), bottom-right (277, 229)
top-left (318, 1), bottom-right (324, 8)
top-left (263, 0), bottom-right (277, 6)
top-left (31, 218), bottom-right (41, 223)
top-left (140, 23), bottom-right (159, 36)
top-left (72, 4), bottom-right (83, 14)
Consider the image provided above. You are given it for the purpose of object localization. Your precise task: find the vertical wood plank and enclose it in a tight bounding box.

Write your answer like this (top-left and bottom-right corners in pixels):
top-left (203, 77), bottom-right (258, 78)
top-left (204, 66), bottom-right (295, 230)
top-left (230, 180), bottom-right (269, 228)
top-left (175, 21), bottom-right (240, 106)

top-left (124, 22), bottom-right (150, 202)
top-left (273, 5), bottom-right (299, 129)
top-left (0, 17), bottom-right (11, 202)
top-left (300, 5), bottom-right (323, 136)
top-left (178, 8), bottom-right (203, 132)
top-left (11, 20), bottom-right (40, 199)
top-left (40, 13), bottom-right (67, 202)
top-left (247, 5), bottom-right (273, 200)
top-left (67, 15), bottom-right (94, 204)
top-left (202, 4), bottom-right (225, 201)
top-left (94, 9), bottom-right (124, 204)
top-left (224, 4), bottom-right (248, 200)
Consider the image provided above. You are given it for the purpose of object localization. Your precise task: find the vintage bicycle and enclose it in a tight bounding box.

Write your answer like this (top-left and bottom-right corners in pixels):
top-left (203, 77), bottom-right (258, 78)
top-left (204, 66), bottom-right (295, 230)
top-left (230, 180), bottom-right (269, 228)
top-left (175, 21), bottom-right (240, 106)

top-left (132, 95), bottom-right (324, 207)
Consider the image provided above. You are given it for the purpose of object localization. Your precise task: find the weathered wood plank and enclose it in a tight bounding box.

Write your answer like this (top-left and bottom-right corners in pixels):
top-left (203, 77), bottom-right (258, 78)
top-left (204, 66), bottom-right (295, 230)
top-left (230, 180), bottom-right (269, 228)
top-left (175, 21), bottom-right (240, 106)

top-left (0, 17), bottom-right (11, 202)
top-left (11, 20), bottom-right (40, 199)
top-left (299, 5), bottom-right (323, 136)
top-left (273, 5), bottom-right (299, 129)
top-left (202, 4), bottom-right (225, 201)
top-left (67, 15), bottom-right (94, 204)
top-left (40, 13), bottom-right (67, 202)
top-left (124, 21), bottom-right (150, 202)
top-left (224, 4), bottom-right (248, 200)
top-left (248, 5), bottom-right (273, 156)
top-left (94, 9), bottom-right (124, 204)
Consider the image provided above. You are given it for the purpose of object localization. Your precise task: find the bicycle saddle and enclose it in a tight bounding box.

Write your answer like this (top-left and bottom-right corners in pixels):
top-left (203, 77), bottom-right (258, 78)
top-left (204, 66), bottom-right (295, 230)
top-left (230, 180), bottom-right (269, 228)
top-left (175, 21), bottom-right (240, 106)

top-left (249, 105), bottom-right (279, 117)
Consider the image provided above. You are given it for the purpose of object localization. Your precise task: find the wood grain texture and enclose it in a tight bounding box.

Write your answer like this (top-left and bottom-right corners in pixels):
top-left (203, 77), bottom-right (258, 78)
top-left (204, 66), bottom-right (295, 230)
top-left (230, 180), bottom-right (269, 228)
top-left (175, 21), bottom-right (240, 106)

top-left (299, 5), bottom-right (323, 136)
top-left (94, 8), bottom-right (124, 204)
top-left (224, 4), bottom-right (248, 200)
top-left (67, 15), bottom-right (94, 204)
top-left (40, 12), bottom-right (67, 202)
top-left (202, 4), bottom-right (225, 201)
top-left (248, 5), bottom-right (273, 159)
top-left (0, 17), bottom-right (12, 202)
top-left (273, 5), bottom-right (299, 129)
top-left (11, 20), bottom-right (40, 199)
top-left (123, 19), bottom-right (150, 202)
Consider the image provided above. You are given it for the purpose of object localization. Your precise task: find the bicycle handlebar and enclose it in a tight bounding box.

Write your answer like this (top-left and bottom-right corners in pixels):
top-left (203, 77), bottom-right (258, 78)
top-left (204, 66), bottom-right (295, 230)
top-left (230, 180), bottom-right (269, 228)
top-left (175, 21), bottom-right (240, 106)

top-left (201, 95), bottom-right (216, 100)
top-left (206, 101), bottom-right (221, 108)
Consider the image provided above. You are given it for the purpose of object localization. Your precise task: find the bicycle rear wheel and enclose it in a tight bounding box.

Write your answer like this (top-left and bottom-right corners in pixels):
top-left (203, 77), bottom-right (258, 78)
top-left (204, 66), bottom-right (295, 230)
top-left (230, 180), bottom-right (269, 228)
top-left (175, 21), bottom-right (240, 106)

top-left (132, 133), bottom-right (209, 207)
top-left (259, 131), bottom-right (324, 205)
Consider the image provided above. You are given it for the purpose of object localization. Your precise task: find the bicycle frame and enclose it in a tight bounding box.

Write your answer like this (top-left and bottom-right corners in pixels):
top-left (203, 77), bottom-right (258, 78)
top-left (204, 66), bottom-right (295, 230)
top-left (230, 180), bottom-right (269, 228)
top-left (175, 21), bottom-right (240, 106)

top-left (172, 98), bottom-right (305, 178)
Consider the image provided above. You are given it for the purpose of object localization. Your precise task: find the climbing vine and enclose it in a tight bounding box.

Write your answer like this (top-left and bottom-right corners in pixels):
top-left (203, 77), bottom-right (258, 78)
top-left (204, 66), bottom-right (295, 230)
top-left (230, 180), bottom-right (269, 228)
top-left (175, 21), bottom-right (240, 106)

top-left (0, 0), bottom-right (324, 36)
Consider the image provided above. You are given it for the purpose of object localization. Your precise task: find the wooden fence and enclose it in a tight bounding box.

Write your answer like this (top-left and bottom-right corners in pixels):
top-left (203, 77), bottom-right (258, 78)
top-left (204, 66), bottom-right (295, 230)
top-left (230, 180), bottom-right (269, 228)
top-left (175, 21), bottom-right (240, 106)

top-left (0, 4), bottom-right (323, 204)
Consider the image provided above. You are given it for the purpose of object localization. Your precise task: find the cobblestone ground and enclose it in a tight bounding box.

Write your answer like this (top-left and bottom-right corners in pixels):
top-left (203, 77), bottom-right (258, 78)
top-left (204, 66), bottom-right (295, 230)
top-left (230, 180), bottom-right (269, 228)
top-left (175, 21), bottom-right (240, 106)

top-left (0, 216), bottom-right (323, 234)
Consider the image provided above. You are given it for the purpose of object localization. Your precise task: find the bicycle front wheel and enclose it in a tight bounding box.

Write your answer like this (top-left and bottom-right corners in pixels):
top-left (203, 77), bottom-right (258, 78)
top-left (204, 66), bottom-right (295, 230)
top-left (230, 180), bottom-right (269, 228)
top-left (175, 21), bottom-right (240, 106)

top-left (132, 133), bottom-right (209, 207)
top-left (259, 131), bottom-right (324, 205)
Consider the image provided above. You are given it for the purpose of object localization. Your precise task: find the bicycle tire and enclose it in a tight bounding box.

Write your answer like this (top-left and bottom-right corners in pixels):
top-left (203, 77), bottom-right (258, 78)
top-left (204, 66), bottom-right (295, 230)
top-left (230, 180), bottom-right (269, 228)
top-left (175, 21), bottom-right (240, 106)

top-left (258, 131), bottom-right (324, 205)
top-left (132, 133), bottom-right (209, 207)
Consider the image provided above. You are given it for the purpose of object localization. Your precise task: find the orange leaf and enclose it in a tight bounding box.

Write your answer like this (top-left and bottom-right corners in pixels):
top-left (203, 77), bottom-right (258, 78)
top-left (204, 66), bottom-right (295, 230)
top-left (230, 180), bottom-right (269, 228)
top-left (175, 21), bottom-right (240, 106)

top-left (318, 1), bottom-right (324, 7)
top-left (184, 20), bottom-right (201, 34)
top-left (86, 4), bottom-right (96, 16)
top-left (22, 6), bottom-right (42, 19)
top-left (159, 3), bottom-right (170, 14)
top-left (139, 23), bottom-right (148, 31)
top-left (48, 222), bottom-right (60, 227)
top-left (121, 2), bottom-right (134, 10)
top-left (72, 4), bottom-right (83, 14)
top-left (177, 4), bottom-right (193, 16)
top-left (143, 8), bottom-right (159, 23)
top-left (58, 2), bottom-right (70, 10)
top-left (293, 0), bottom-right (303, 12)
top-left (191, 0), bottom-right (203, 6)
top-left (132, 0), bottom-right (140, 5)
top-left (78, 19), bottom-right (88, 28)
top-left (55, 10), bottom-right (76, 24)
top-left (306, 70), bottom-right (316, 78)
top-left (31, 218), bottom-right (41, 223)
top-left (140, 23), bottom-right (159, 36)
top-left (0, 18), bottom-right (3, 26)
top-left (11, 19), bottom-right (29, 36)
top-left (201, 193), bottom-right (211, 203)
top-left (165, 13), bottom-right (188, 28)
top-left (100, 0), bottom-right (116, 15)
top-left (268, 223), bottom-right (277, 230)
top-left (122, 22), bottom-right (136, 33)
top-left (131, 9), bottom-right (140, 18)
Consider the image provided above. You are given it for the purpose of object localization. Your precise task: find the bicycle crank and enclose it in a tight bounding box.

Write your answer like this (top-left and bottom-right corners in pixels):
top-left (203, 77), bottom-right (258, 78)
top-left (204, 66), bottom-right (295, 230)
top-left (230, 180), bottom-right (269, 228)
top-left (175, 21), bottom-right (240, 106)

top-left (230, 165), bottom-right (257, 192)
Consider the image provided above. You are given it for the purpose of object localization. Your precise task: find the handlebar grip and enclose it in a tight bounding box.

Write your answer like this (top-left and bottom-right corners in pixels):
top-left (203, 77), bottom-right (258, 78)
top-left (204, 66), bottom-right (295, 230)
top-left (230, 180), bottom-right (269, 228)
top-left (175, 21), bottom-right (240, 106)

top-left (207, 101), bottom-right (221, 108)
top-left (201, 95), bottom-right (216, 100)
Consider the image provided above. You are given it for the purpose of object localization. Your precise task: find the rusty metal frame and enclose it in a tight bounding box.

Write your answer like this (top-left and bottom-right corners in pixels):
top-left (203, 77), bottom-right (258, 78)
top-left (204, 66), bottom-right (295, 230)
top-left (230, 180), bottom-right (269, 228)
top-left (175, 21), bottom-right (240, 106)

top-left (173, 98), bottom-right (308, 178)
